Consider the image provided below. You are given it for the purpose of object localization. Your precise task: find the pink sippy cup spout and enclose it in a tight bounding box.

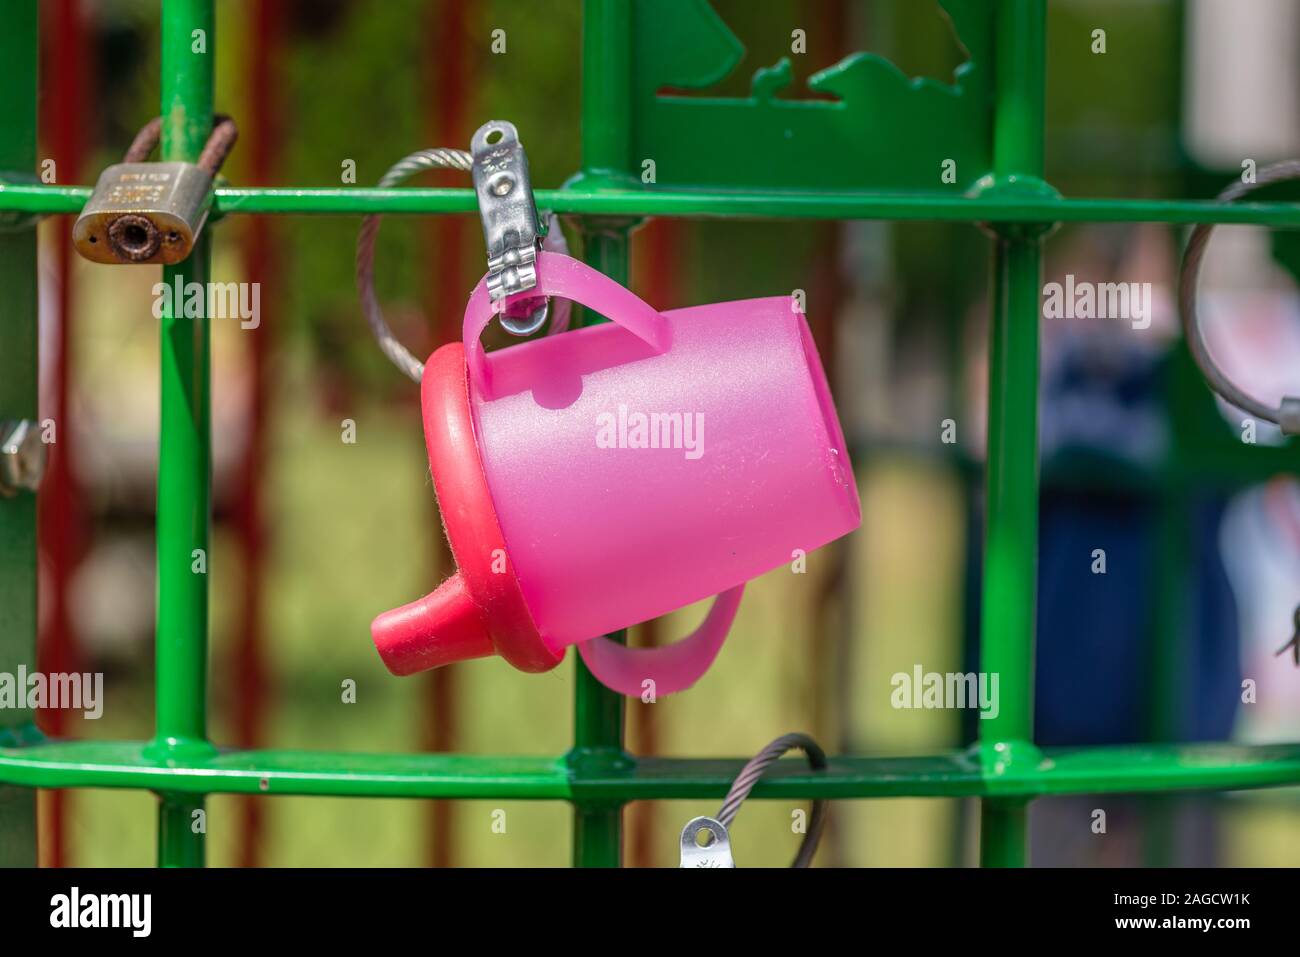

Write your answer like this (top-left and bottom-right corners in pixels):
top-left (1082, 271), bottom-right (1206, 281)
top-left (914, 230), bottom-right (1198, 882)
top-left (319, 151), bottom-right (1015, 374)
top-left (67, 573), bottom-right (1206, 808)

top-left (370, 572), bottom-right (494, 675)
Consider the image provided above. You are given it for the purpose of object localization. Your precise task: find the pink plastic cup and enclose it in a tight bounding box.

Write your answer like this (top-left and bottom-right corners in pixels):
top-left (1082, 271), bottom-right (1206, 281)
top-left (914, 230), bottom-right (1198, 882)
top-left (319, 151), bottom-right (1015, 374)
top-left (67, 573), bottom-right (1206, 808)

top-left (371, 251), bottom-right (860, 695)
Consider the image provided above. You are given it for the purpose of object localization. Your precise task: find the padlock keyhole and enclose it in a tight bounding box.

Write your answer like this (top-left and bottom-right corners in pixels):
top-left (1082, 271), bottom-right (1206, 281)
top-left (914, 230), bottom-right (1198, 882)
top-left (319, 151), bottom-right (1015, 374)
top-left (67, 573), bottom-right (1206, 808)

top-left (123, 224), bottom-right (148, 248)
top-left (107, 214), bottom-right (161, 263)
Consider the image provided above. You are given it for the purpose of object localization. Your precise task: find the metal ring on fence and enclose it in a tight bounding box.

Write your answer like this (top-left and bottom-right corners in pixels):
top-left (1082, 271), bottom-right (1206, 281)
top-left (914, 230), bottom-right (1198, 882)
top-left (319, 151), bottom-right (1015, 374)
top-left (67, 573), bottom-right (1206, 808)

top-left (355, 148), bottom-right (570, 384)
top-left (1179, 160), bottom-right (1300, 434)
top-left (355, 148), bottom-right (474, 383)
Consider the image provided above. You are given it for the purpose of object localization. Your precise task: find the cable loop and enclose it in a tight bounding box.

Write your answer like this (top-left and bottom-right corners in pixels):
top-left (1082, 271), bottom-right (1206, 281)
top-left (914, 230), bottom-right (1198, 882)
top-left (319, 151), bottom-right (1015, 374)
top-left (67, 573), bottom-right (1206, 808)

top-left (355, 147), bottom-right (569, 384)
top-left (355, 148), bottom-right (473, 383)
top-left (717, 732), bottom-right (829, 868)
top-left (1179, 160), bottom-right (1300, 433)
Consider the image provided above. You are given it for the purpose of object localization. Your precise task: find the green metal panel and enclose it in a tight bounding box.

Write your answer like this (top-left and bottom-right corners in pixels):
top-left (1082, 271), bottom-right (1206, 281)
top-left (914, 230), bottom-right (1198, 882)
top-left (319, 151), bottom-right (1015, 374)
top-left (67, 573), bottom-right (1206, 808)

top-left (0, 0), bottom-right (39, 870)
top-left (628, 0), bottom-right (993, 192)
top-left (0, 0), bottom-right (1295, 870)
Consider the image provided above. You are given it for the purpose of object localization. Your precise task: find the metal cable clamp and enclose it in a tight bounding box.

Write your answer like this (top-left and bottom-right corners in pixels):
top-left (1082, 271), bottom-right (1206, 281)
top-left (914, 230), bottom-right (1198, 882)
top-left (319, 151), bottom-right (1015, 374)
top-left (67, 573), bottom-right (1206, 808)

top-left (0, 420), bottom-right (45, 497)
top-left (354, 133), bottom-right (570, 385)
top-left (470, 120), bottom-right (550, 336)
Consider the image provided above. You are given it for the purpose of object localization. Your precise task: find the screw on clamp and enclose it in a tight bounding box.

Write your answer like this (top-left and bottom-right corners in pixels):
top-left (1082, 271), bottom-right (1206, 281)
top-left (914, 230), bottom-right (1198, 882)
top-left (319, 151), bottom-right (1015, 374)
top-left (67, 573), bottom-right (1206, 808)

top-left (0, 420), bottom-right (46, 497)
top-left (470, 120), bottom-right (550, 336)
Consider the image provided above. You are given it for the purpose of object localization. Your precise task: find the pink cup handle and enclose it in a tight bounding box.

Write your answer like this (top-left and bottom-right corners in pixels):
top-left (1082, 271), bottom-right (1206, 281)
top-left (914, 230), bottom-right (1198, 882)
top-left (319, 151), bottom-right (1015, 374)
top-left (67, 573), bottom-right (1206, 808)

top-left (462, 251), bottom-right (672, 396)
top-left (576, 585), bottom-right (744, 697)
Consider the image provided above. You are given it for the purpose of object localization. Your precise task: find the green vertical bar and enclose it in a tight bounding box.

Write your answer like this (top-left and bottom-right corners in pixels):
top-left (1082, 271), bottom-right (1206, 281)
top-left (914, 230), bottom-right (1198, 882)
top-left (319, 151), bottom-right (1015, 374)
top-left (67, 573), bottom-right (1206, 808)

top-left (568, 0), bottom-right (635, 868)
top-left (979, 0), bottom-right (1046, 868)
top-left (1145, 0), bottom-right (1191, 863)
top-left (580, 0), bottom-right (632, 187)
top-left (157, 795), bottom-right (204, 868)
top-left (571, 227), bottom-right (632, 868)
top-left (980, 794), bottom-right (1028, 867)
top-left (147, 0), bottom-right (216, 867)
top-left (0, 0), bottom-right (39, 869)
top-left (1143, 486), bottom-right (1188, 864)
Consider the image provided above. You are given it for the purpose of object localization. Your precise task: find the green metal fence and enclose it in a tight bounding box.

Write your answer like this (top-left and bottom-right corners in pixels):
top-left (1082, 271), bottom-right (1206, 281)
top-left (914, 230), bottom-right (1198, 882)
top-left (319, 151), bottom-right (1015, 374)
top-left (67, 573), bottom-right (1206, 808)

top-left (3, 0), bottom-right (1300, 868)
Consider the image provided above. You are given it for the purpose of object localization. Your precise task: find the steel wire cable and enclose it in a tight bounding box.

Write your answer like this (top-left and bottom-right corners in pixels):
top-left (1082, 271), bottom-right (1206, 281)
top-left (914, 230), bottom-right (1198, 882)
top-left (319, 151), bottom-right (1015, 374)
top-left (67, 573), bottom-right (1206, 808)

top-left (1179, 159), bottom-right (1300, 429)
top-left (717, 732), bottom-right (828, 867)
top-left (355, 148), bottom-right (474, 383)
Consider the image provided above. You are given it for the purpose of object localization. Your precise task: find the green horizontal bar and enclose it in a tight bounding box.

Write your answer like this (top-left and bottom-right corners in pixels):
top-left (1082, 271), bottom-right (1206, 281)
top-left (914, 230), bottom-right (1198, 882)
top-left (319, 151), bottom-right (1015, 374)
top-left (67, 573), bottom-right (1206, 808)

top-left (2, 182), bottom-right (1300, 226)
top-left (0, 737), bottom-right (572, 799)
top-left (2, 732), bottom-right (1299, 800)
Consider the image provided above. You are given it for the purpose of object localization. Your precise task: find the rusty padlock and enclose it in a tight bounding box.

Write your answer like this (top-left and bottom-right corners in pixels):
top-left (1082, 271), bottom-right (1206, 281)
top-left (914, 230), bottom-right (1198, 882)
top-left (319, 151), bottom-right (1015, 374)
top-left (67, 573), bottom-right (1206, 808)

top-left (73, 115), bottom-right (237, 265)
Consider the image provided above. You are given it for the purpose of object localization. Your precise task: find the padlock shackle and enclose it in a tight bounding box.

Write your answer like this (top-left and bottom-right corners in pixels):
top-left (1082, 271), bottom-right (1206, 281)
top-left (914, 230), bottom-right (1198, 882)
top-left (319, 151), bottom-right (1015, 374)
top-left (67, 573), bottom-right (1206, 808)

top-left (123, 114), bottom-right (239, 176)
